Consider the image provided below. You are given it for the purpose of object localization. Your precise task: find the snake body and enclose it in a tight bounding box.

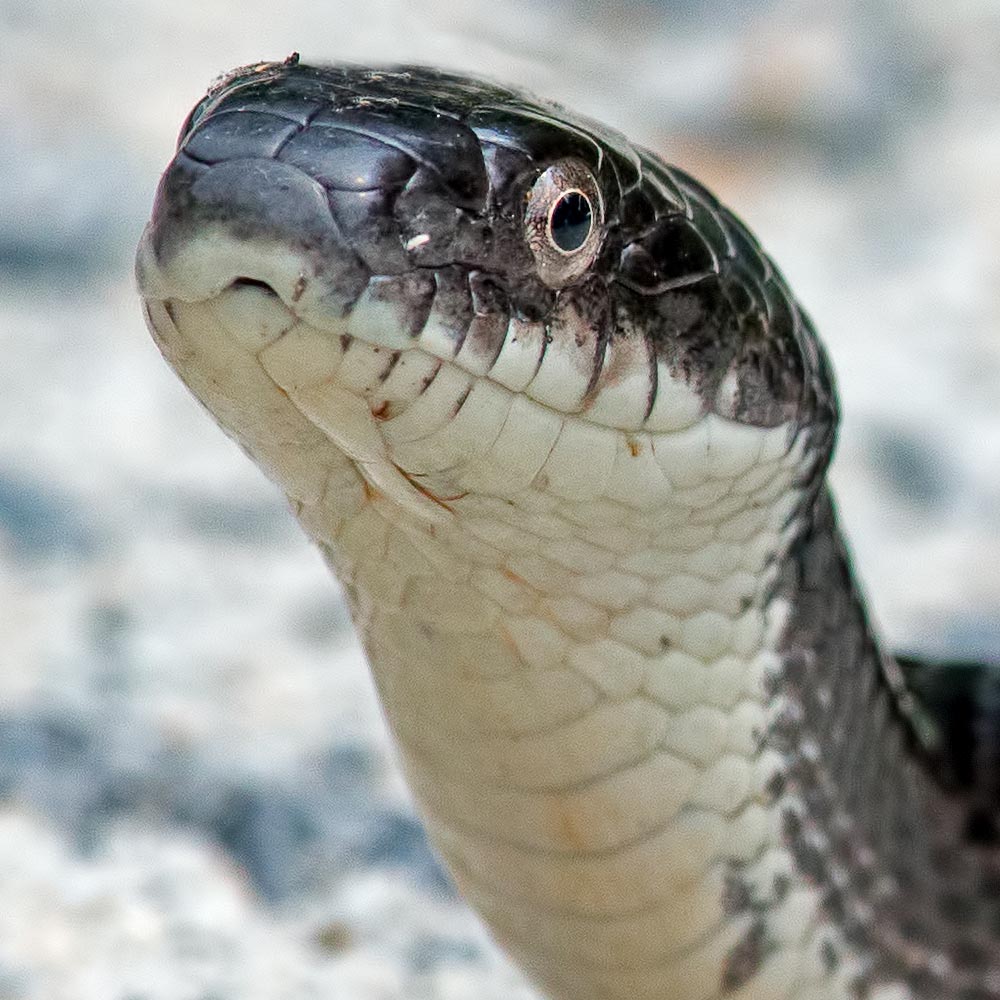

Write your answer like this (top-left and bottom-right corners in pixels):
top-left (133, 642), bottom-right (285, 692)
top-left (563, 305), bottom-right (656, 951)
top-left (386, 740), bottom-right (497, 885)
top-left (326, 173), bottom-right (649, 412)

top-left (136, 58), bottom-right (1000, 1000)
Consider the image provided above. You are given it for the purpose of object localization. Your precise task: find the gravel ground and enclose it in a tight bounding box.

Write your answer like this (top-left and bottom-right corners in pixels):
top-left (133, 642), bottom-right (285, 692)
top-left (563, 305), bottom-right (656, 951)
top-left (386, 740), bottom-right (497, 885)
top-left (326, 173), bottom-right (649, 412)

top-left (2, 1), bottom-right (999, 997)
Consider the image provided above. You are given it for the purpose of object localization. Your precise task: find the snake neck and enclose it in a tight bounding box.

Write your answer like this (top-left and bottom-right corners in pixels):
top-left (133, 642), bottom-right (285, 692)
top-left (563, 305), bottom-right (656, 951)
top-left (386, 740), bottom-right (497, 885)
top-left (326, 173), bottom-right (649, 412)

top-left (293, 417), bottom-right (798, 998)
top-left (764, 489), bottom-right (1000, 1000)
top-left (303, 459), bottom-right (1000, 1000)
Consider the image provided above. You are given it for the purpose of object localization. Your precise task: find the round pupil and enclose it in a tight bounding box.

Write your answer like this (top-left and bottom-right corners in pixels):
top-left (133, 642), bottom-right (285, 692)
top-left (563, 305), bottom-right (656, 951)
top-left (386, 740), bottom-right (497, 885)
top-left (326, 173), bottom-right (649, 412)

top-left (549, 191), bottom-right (593, 252)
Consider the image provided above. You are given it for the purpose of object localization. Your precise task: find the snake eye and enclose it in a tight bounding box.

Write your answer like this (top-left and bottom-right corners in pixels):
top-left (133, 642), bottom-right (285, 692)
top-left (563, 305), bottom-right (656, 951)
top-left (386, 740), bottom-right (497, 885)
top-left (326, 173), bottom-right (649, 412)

top-left (524, 159), bottom-right (603, 288)
top-left (549, 191), bottom-right (593, 252)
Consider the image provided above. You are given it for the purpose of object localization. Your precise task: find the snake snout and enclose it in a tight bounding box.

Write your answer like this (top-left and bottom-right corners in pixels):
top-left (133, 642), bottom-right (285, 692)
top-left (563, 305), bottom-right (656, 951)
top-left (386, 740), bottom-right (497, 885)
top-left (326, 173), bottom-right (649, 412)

top-left (135, 146), bottom-right (370, 335)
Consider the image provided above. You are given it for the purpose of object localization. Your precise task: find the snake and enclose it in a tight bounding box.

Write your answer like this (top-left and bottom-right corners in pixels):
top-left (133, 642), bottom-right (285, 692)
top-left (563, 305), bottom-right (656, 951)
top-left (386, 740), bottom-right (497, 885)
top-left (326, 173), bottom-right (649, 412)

top-left (135, 55), bottom-right (1000, 1000)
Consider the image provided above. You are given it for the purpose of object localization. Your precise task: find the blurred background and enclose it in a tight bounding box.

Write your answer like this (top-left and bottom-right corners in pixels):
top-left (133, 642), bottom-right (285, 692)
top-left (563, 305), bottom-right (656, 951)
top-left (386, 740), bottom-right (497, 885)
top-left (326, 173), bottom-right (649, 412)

top-left (1, 1), bottom-right (999, 997)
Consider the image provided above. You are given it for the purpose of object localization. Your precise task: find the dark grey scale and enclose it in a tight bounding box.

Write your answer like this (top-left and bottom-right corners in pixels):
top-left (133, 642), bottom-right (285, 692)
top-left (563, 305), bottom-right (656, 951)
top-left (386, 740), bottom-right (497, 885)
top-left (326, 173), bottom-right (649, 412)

top-left (721, 866), bottom-right (758, 916)
top-left (462, 141), bottom-right (542, 275)
top-left (467, 271), bottom-right (508, 320)
top-left (425, 267), bottom-right (475, 351)
top-left (277, 125), bottom-right (417, 191)
top-left (467, 106), bottom-right (603, 167)
top-left (612, 159), bottom-right (829, 426)
top-left (468, 108), bottom-right (633, 256)
top-left (795, 310), bottom-right (838, 423)
top-left (715, 306), bottom-right (783, 420)
top-left (180, 64), bottom-right (352, 138)
top-left (208, 91), bottom-right (328, 126)
top-left (899, 658), bottom-right (1000, 809)
top-left (721, 918), bottom-right (773, 992)
top-left (550, 273), bottom-right (615, 400)
top-left (687, 195), bottom-right (734, 261)
top-left (724, 262), bottom-right (770, 341)
top-left (722, 208), bottom-right (772, 285)
top-left (635, 154), bottom-right (690, 215)
top-left (477, 139), bottom-right (533, 201)
top-left (182, 111), bottom-right (303, 163)
top-left (633, 215), bottom-right (718, 290)
top-left (364, 273), bottom-right (436, 339)
top-left (276, 126), bottom-right (419, 275)
top-left (150, 150), bottom-right (210, 230)
top-left (153, 90), bottom-right (384, 313)
top-left (463, 272), bottom-right (510, 369)
top-left (617, 185), bottom-right (660, 238)
top-left (309, 105), bottom-right (489, 206)
top-left (156, 151), bottom-right (372, 309)
top-left (506, 275), bottom-right (556, 325)
top-left (326, 189), bottom-right (412, 276)
top-left (616, 242), bottom-right (660, 291)
top-left (753, 279), bottom-right (801, 374)
top-left (613, 180), bottom-right (716, 288)
top-left (663, 162), bottom-right (727, 217)
top-left (394, 170), bottom-right (485, 268)
top-left (576, 121), bottom-right (644, 205)
top-left (403, 207), bottom-right (497, 273)
top-left (615, 273), bottom-right (734, 396)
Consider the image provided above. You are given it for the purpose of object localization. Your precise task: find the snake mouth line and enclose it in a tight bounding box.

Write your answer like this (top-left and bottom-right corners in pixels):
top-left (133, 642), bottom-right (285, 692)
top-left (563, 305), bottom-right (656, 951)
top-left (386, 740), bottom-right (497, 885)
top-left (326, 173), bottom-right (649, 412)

top-left (143, 263), bottom-right (804, 534)
top-left (136, 222), bottom-right (801, 472)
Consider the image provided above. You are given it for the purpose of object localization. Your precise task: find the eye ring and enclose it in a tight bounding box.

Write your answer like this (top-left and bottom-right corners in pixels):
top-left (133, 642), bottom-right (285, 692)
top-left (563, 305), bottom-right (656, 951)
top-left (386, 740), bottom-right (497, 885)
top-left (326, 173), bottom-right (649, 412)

top-left (524, 159), bottom-right (604, 288)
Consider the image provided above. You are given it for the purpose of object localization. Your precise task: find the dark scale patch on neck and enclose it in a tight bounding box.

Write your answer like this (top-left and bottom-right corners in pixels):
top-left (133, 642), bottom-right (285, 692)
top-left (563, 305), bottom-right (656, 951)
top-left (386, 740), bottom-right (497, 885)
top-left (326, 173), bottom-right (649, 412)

top-left (758, 489), bottom-right (1000, 999)
top-left (425, 267), bottom-right (475, 349)
top-left (720, 862), bottom-right (796, 993)
top-left (721, 919), bottom-right (773, 993)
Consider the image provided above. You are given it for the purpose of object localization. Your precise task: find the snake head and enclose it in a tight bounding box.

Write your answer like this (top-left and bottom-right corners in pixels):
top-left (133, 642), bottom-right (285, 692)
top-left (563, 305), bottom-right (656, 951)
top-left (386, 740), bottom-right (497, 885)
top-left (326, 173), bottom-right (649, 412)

top-left (137, 60), bottom-right (837, 513)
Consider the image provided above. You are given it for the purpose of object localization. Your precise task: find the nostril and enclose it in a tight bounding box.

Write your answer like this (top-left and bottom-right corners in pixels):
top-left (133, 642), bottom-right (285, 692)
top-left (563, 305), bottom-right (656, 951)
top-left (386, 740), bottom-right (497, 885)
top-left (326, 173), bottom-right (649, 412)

top-left (230, 277), bottom-right (280, 297)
